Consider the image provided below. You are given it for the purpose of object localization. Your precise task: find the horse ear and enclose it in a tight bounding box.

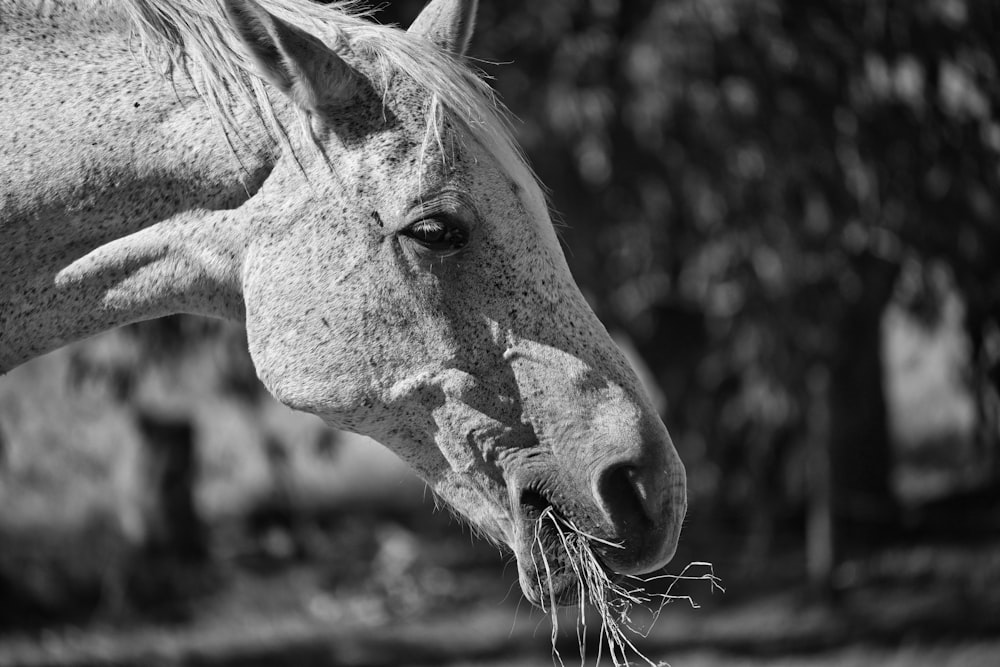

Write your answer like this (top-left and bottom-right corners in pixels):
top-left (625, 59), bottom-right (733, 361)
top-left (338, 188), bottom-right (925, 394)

top-left (408, 0), bottom-right (477, 57)
top-left (222, 0), bottom-right (357, 113)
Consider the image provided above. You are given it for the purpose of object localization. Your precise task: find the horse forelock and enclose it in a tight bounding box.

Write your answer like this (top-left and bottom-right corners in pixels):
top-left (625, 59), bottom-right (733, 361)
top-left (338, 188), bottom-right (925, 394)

top-left (97, 0), bottom-right (541, 198)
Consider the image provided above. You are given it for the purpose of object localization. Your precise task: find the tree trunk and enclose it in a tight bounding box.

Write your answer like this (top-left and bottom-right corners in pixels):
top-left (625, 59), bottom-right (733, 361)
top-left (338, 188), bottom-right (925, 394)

top-left (827, 254), bottom-right (900, 546)
top-left (805, 366), bottom-right (834, 593)
top-left (117, 409), bottom-right (209, 614)
top-left (965, 301), bottom-right (1000, 483)
top-left (133, 410), bottom-right (207, 561)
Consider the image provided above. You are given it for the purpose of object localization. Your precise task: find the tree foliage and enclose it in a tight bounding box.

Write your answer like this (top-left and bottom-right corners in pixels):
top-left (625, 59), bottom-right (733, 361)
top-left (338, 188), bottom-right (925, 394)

top-left (452, 0), bottom-right (1000, 530)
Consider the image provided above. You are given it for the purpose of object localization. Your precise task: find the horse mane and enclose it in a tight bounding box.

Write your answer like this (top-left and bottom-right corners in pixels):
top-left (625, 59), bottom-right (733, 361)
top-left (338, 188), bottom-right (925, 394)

top-left (113, 0), bottom-right (534, 186)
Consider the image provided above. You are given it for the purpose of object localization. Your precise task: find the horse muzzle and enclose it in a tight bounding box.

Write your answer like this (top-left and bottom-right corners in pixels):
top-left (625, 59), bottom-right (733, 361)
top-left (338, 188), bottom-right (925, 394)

top-left (509, 439), bottom-right (687, 607)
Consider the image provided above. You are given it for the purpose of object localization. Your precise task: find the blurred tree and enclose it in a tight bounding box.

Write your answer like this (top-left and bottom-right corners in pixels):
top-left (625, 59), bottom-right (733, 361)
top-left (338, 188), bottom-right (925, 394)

top-left (450, 0), bottom-right (1000, 582)
top-left (120, 410), bottom-right (211, 616)
top-left (64, 316), bottom-right (262, 612)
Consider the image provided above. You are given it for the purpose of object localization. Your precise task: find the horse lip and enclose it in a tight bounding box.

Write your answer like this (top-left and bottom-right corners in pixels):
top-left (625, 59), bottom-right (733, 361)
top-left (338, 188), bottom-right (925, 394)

top-left (512, 486), bottom-right (585, 606)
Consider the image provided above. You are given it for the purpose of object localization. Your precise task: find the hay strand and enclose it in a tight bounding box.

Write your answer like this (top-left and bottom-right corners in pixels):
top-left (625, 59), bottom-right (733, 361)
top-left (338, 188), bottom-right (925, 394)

top-left (532, 507), bottom-right (723, 666)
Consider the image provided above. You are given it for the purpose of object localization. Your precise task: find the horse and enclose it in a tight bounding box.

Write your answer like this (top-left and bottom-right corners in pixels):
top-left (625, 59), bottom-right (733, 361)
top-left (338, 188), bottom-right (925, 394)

top-left (0, 0), bottom-right (687, 607)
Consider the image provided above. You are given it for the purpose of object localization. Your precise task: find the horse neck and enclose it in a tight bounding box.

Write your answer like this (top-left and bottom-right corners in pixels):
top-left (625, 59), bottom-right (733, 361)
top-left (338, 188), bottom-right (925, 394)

top-left (0, 11), bottom-right (279, 372)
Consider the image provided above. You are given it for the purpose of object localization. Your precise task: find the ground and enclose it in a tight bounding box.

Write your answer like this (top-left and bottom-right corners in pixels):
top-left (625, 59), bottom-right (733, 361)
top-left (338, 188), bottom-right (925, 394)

top-left (1, 507), bottom-right (998, 666)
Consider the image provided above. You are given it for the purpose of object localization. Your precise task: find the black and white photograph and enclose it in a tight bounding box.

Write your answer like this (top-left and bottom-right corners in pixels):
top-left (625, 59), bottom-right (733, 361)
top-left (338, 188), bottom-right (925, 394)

top-left (1, 1), bottom-right (998, 665)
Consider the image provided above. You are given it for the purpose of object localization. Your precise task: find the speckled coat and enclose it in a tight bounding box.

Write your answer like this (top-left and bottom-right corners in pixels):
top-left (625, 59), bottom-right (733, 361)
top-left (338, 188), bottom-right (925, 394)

top-left (0, 0), bottom-right (686, 606)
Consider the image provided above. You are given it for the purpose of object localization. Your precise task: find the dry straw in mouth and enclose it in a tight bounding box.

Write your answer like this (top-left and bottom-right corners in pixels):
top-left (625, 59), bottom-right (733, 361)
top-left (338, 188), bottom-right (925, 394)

top-left (533, 506), bottom-right (724, 667)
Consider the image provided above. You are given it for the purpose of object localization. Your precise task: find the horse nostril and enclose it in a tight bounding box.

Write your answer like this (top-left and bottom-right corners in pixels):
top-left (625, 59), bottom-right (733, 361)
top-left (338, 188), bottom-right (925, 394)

top-left (591, 443), bottom-right (686, 575)
top-left (596, 463), bottom-right (654, 531)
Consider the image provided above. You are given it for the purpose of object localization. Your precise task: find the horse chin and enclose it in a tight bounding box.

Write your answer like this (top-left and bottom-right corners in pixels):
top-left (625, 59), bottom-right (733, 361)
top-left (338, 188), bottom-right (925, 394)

top-left (517, 559), bottom-right (582, 608)
top-left (432, 478), bottom-right (585, 607)
top-left (510, 492), bottom-right (598, 609)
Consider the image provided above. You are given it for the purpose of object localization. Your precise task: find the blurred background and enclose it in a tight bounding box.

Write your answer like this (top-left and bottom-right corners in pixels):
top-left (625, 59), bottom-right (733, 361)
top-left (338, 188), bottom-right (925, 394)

top-left (2, 0), bottom-right (1000, 665)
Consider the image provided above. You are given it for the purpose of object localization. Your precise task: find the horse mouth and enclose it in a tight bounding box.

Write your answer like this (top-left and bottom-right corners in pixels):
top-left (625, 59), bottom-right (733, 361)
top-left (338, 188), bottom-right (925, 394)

top-left (515, 489), bottom-right (615, 608)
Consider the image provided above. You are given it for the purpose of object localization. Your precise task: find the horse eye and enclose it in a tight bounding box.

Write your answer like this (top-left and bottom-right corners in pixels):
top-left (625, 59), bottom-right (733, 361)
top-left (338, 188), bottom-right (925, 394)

top-left (403, 218), bottom-right (469, 252)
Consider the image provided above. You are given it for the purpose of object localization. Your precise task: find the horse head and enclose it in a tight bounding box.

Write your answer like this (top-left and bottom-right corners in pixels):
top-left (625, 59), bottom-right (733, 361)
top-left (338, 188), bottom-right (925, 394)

top-left (224, 0), bottom-right (686, 606)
